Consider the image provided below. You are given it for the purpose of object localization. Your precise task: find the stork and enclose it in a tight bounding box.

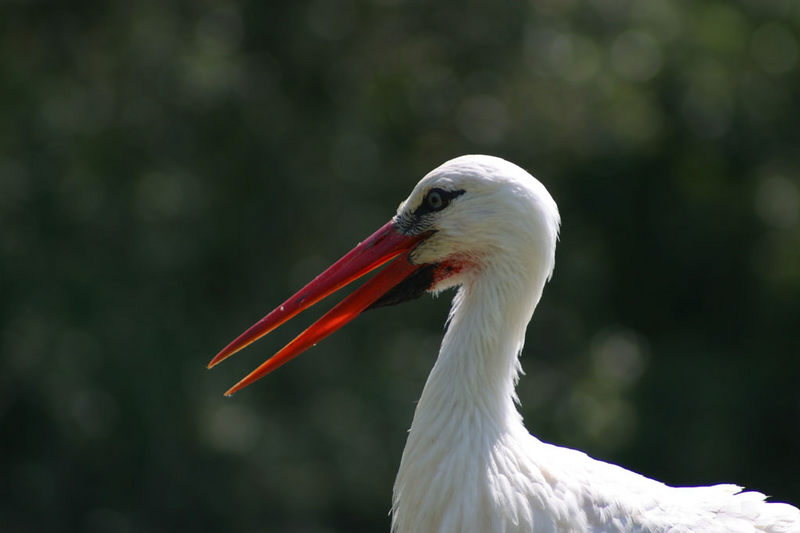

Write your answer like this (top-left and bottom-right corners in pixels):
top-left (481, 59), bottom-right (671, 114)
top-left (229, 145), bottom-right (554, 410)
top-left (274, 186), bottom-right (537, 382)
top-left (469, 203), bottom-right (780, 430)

top-left (209, 155), bottom-right (800, 533)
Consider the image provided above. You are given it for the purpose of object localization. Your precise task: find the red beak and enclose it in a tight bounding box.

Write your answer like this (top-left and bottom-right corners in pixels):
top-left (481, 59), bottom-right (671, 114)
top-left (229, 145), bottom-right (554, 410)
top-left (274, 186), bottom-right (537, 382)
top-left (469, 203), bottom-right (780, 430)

top-left (209, 220), bottom-right (430, 396)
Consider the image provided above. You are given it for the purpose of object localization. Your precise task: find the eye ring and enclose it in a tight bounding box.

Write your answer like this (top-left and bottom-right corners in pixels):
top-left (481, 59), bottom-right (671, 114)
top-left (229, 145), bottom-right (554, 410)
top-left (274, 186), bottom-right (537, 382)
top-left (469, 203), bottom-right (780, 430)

top-left (410, 188), bottom-right (464, 221)
top-left (426, 189), bottom-right (445, 210)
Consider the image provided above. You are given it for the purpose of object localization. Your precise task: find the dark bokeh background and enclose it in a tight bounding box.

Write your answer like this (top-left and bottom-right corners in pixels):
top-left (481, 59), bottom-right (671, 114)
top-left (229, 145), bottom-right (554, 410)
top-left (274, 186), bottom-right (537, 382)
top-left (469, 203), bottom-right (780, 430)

top-left (2, 1), bottom-right (799, 532)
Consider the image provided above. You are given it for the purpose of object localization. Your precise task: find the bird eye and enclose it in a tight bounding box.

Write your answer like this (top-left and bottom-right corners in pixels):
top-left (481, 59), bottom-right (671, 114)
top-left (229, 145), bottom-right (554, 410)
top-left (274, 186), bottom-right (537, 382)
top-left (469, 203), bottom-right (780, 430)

top-left (426, 189), bottom-right (446, 211)
top-left (407, 188), bottom-right (465, 225)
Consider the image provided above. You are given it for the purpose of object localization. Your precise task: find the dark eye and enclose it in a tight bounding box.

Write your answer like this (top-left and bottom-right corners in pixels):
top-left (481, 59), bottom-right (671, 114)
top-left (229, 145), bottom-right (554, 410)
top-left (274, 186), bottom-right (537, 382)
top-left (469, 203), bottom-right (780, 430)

top-left (426, 189), bottom-right (445, 210)
top-left (407, 188), bottom-right (465, 223)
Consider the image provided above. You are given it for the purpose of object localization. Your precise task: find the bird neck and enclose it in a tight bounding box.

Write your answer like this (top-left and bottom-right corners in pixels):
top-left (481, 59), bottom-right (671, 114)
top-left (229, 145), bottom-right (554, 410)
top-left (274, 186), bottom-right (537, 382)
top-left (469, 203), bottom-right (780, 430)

top-left (418, 264), bottom-right (544, 430)
top-left (391, 261), bottom-right (550, 533)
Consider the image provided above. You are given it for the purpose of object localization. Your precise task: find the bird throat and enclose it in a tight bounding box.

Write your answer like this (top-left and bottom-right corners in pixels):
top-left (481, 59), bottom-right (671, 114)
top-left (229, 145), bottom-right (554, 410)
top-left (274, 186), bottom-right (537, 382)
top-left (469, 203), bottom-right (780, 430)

top-left (392, 269), bottom-right (544, 533)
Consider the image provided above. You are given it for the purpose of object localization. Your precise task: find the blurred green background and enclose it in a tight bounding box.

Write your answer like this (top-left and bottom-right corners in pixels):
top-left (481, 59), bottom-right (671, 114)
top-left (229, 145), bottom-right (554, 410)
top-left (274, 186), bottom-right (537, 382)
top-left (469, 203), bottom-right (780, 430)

top-left (2, 0), bottom-right (799, 531)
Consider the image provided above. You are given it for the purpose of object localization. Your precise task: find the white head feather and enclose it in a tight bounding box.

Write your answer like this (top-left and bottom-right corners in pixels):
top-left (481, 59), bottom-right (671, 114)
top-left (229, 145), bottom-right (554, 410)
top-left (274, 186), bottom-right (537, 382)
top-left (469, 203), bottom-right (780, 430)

top-left (397, 155), bottom-right (560, 293)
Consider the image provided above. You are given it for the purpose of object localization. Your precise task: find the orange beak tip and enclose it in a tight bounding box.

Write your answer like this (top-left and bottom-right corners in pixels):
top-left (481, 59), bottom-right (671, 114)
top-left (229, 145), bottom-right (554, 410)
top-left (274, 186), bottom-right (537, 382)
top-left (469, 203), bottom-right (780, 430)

top-left (207, 355), bottom-right (226, 369)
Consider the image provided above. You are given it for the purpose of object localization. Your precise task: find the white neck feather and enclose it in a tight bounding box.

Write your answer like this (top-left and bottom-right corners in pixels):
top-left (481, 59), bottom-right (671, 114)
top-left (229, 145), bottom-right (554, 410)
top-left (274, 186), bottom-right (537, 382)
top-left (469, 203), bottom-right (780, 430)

top-left (391, 258), bottom-right (550, 533)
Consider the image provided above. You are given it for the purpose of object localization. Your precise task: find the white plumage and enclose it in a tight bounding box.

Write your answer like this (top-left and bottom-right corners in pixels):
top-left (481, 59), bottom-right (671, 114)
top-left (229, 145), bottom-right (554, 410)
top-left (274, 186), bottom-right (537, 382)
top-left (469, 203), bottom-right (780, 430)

top-left (388, 155), bottom-right (799, 533)
top-left (212, 154), bottom-right (800, 533)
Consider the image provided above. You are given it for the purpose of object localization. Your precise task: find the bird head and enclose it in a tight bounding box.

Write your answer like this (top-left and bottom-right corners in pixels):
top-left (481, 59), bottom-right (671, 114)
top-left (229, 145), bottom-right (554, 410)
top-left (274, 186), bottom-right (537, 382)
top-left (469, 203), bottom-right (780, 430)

top-left (394, 155), bottom-right (560, 293)
top-left (208, 155), bottom-right (559, 395)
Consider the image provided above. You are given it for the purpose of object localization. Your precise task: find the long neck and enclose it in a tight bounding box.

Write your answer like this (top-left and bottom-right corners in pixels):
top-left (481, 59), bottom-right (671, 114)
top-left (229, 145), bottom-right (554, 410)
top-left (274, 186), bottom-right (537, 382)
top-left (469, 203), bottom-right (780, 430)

top-left (414, 270), bottom-right (540, 432)
top-left (392, 261), bottom-right (550, 533)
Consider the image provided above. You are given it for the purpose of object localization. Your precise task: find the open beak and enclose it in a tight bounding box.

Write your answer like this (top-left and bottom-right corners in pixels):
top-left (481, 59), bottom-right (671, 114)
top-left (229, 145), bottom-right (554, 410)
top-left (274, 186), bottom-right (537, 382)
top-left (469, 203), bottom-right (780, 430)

top-left (209, 220), bottom-right (430, 396)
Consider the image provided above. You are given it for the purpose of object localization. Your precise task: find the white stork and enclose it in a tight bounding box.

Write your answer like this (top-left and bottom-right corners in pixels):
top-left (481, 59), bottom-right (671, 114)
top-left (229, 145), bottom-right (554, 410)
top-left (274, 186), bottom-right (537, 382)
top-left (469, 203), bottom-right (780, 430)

top-left (209, 155), bottom-right (800, 533)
